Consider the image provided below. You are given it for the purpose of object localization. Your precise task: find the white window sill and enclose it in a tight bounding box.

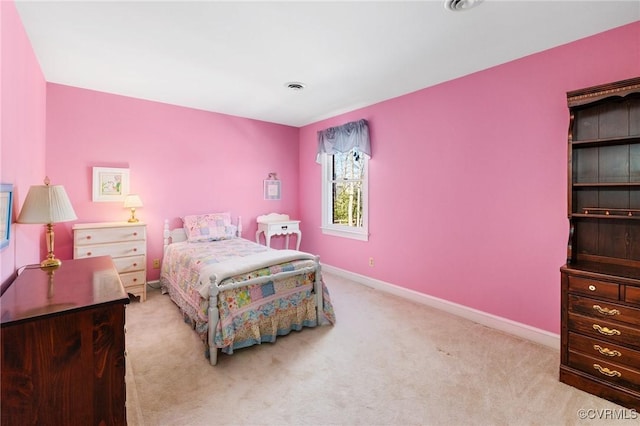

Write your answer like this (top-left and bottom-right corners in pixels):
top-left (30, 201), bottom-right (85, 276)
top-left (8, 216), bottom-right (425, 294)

top-left (321, 226), bottom-right (369, 241)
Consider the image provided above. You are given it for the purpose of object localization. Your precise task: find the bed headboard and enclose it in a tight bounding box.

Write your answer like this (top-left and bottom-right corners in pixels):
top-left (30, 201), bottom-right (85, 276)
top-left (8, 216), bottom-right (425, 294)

top-left (163, 216), bottom-right (243, 252)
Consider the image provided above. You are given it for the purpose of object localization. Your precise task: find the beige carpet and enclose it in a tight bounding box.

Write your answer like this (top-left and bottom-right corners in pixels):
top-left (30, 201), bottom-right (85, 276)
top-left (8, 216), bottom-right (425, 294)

top-left (125, 272), bottom-right (628, 425)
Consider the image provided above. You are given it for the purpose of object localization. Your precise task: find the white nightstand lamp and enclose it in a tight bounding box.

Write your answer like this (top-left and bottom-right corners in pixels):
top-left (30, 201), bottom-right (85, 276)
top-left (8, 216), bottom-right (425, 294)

top-left (256, 213), bottom-right (301, 250)
top-left (124, 194), bottom-right (143, 223)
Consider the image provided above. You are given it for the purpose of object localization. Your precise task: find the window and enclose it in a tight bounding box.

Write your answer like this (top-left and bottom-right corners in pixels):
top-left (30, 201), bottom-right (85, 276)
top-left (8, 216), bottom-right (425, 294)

top-left (321, 148), bottom-right (368, 241)
top-left (317, 119), bottom-right (370, 241)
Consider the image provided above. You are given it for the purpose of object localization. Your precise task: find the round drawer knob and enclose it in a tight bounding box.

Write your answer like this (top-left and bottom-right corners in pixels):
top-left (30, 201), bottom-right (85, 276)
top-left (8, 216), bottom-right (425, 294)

top-left (133, 232), bottom-right (138, 236)
top-left (133, 248), bottom-right (137, 252)
top-left (133, 263), bottom-right (138, 267)
top-left (87, 252), bottom-right (92, 256)
top-left (588, 285), bottom-right (596, 291)
top-left (86, 236), bottom-right (91, 240)
top-left (133, 278), bottom-right (137, 282)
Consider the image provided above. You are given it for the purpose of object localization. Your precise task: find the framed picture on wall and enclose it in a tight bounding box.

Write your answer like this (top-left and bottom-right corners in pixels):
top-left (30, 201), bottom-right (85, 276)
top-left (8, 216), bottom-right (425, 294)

top-left (0, 184), bottom-right (14, 250)
top-left (92, 167), bottom-right (130, 202)
top-left (264, 179), bottom-right (281, 200)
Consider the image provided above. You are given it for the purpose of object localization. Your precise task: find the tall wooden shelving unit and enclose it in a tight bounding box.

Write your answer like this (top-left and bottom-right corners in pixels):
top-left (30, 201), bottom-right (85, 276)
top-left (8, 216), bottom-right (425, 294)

top-left (560, 77), bottom-right (640, 409)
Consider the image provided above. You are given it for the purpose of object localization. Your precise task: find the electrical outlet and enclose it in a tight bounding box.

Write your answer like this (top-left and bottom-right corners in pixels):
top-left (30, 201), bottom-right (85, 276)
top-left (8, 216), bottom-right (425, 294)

top-left (153, 259), bottom-right (161, 269)
top-left (369, 257), bottom-right (374, 267)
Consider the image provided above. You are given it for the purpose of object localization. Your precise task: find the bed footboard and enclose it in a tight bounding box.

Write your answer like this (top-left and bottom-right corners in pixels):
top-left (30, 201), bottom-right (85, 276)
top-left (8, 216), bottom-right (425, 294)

top-left (207, 255), bottom-right (323, 366)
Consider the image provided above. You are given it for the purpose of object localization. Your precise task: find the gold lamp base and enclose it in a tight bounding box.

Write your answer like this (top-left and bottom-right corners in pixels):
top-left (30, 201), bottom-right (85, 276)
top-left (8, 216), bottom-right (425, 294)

top-left (40, 257), bottom-right (62, 269)
top-left (128, 208), bottom-right (139, 223)
top-left (41, 223), bottom-right (63, 269)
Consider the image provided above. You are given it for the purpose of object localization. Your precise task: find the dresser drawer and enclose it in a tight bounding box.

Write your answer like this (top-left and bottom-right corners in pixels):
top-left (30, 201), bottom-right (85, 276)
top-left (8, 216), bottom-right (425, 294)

top-left (569, 313), bottom-right (640, 350)
top-left (111, 255), bottom-right (145, 274)
top-left (569, 332), bottom-right (640, 371)
top-left (74, 225), bottom-right (146, 246)
top-left (266, 221), bottom-right (300, 234)
top-left (568, 350), bottom-right (640, 391)
top-left (569, 295), bottom-right (640, 327)
top-left (568, 276), bottom-right (619, 301)
top-left (626, 286), bottom-right (640, 306)
top-left (120, 270), bottom-right (146, 289)
top-left (74, 241), bottom-right (146, 259)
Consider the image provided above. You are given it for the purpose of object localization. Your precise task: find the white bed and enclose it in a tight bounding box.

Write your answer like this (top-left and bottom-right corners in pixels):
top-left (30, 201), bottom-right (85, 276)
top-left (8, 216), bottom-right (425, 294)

top-left (160, 215), bottom-right (335, 365)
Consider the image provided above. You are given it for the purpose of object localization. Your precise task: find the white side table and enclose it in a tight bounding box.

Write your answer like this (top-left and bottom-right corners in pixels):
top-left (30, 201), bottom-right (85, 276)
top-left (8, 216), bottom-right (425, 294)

top-left (256, 213), bottom-right (301, 250)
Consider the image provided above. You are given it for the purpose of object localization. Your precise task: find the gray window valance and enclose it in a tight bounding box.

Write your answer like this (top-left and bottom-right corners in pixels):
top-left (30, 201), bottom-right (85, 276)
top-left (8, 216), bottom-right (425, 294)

top-left (316, 119), bottom-right (370, 163)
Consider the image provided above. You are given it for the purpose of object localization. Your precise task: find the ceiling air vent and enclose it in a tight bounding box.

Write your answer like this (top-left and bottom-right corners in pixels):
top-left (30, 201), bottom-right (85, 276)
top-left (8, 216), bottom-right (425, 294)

top-left (285, 82), bottom-right (306, 91)
top-left (444, 0), bottom-right (483, 12)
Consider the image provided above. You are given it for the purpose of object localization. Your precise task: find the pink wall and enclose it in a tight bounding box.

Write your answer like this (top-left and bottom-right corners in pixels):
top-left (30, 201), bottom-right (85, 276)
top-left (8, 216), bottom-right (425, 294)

top-left (0, 0), bottom-right (47, 286)
top-left (3, 0), bottom-right (638, 337)
top-left (45, 85), bottom-right (300, 280)
top-left (299, 21), bottom-right (640, 334)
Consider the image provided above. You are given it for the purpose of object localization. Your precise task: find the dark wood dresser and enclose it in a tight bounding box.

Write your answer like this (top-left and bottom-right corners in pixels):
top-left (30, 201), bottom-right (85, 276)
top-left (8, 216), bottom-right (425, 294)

top-left (1, 256), bottom-right (130, 425)
top-left (560, 77), bottom-right (640, 409)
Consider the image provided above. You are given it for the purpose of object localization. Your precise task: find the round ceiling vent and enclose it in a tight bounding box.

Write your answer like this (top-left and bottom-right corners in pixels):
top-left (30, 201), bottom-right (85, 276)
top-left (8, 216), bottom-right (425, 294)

top-left (444, 0), bottom-right (483, 12)
top-left (285, 82), bottom-right (306, 91)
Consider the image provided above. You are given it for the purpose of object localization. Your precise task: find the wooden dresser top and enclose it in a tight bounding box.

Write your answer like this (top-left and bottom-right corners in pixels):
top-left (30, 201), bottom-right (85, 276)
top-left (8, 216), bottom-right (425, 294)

top-left (1, 256), bottom-right (129, 326)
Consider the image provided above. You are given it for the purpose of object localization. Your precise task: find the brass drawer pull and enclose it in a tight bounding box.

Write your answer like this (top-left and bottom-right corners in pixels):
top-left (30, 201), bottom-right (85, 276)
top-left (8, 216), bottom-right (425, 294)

top-left (593, 305), bottom-right (620, 316)
top-left (593, 324), bottom-right (621, 336)
top-left (593, 364), bottom-right (621, 377)
top-left (593, 345), bottom-right (621, 357)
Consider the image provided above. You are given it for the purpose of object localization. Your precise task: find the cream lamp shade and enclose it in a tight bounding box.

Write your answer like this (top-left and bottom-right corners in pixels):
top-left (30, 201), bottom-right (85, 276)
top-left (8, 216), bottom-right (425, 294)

top-left (17, 177), bottom-right (77, 268)
top-left (124, 194), bottom-right (143, 223)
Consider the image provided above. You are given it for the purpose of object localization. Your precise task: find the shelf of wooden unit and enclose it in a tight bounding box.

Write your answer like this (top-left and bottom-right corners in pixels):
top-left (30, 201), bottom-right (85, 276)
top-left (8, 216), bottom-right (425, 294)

top-left (572, 208), bottom-right (640, 219)
top-left (572, 214), bottom-right (640, 220)
top-left (571, 135), bottom-right (640, 147)
top-left (573, 182), bottom-right (640, 187)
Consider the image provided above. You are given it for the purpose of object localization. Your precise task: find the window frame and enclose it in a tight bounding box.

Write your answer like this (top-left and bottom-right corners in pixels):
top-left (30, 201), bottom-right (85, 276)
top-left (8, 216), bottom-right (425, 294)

top-left (320, 151), bottom-right (369, 241)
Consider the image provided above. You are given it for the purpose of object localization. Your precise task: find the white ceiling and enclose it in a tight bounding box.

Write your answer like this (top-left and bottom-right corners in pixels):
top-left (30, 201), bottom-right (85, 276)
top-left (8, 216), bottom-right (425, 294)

top-left (14, 0), bottom-right (640, 127)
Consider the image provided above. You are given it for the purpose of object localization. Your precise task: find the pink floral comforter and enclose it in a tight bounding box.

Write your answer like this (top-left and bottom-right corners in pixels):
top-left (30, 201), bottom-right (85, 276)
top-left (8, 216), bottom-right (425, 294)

top-left (160, 238), bottom-right (335, 355)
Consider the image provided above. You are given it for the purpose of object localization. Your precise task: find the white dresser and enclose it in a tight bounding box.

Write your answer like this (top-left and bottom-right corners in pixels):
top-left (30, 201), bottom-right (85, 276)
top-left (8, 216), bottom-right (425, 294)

top-left (73, 221), bottom-right (147, 302)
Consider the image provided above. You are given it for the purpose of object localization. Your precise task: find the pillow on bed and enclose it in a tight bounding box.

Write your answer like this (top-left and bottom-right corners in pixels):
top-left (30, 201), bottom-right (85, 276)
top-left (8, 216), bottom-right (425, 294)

top-left (183, 213), bottom-right (236, 242)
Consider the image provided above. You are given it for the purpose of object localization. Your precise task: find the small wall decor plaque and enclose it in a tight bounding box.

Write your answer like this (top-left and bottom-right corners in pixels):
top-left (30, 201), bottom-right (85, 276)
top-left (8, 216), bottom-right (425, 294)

top-left (92, 167), bottom-right (130, 202)
top-left (263, 172), bottom-right (281, 201)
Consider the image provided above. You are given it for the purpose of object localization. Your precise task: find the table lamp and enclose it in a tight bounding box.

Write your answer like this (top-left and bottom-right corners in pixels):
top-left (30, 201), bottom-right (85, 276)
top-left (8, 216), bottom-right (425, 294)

top-left (124, 194), bottom-right (143, 223)
top-left (17, 177), bottom-right (77, 268)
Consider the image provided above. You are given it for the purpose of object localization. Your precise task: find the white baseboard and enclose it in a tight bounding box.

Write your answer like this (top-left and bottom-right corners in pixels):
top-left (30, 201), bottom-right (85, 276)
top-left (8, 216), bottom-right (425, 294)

top-left (321, 264), bottom-right (560, 351)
